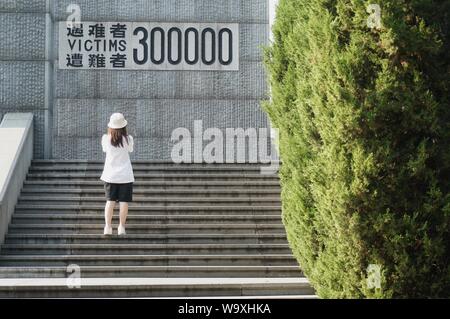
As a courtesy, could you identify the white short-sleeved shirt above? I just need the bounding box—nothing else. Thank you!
[100,134,135,184]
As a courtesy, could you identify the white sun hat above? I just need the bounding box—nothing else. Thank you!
[108,113,128,129]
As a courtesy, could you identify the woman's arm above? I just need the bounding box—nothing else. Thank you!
[128,135,134,153]
[101,134,108,153]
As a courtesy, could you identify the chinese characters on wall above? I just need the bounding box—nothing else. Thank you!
[59,22,239,71]
[65,23,128,68]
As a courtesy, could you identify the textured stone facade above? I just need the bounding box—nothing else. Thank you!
[0,2,48,158]
[0,0,270,160]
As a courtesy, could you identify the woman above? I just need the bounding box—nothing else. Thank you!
[100,113,134,236]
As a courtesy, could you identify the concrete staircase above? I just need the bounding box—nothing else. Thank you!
[0,160,315,298]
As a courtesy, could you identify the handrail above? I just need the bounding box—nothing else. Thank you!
[0,113,34,248]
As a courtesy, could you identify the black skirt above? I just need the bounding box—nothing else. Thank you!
[104,182,133,202]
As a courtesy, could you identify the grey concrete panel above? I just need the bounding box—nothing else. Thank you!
[54,68,176,99]
[241,0,269,24]
[52,0,268,23]
[52,135,272,162]
[53,98,269,138]
[209,62,268,99]
[231,100,270,129]
[0,62,45,108]
[0,13,46,60]
[135,99,270,137]
[52,136,173,160]
[54,62,267,99]
[52,136,106,160]
[239,23,268,61]
[0,0,47,13]
[53,99,138,138]
[0,108,45,158]
[136,99,234,138]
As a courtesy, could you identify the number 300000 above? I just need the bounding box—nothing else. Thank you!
[132,26,234,67]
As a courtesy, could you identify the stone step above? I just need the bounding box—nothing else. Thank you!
[23,180,280,189]
[31,159,281,166]
[21,188,280,198]
[0,277,312,298]
[4,234,287,245]
[26,173,278,181]
[14,208,281,216]
[0,265,302,278]
[1,243,292,255]
[17,197,281,206]
[0,161,313,297]
[29,165,273,173]
[0,254,297,267]
[11,214,282,225]
[7,224,284,235]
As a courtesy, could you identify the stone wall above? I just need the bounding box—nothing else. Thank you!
[1,0,270,160]
[0,0,49,158]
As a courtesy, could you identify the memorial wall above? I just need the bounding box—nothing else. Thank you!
[0,0,271,160]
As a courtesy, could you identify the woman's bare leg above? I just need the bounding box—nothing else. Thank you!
[105,201,115,227]
[119,202,129,226]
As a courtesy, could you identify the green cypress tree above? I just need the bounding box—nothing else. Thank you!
[264,0,450,298]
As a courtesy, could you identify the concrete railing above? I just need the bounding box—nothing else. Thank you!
[0,113,34,249]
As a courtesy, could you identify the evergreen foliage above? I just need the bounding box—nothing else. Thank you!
[264,0,450,298]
